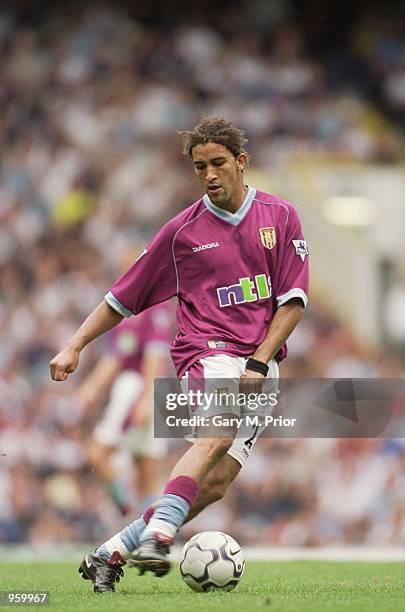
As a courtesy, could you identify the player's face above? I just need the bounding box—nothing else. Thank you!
[192,143,247,210]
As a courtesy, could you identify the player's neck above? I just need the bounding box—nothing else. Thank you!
[219,184,248,214]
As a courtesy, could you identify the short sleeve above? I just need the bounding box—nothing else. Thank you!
[275,206,309,308]
[105,220,178,317]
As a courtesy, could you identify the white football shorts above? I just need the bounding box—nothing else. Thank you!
[180,354,279,467]
[93,370,167,459]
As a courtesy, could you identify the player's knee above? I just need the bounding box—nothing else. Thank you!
[195,436,233,460]
[217,437,234,456]
[212,436,234,455]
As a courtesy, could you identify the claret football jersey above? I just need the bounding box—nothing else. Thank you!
[105,186,309,378]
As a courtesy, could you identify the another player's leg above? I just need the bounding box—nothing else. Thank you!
[135,455,160,511]
[87,438,131,515]
[88,372,144,516]
[80,373,146,592]
[122,421,168,513]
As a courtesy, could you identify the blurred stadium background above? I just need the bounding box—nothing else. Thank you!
[1,0,405,558]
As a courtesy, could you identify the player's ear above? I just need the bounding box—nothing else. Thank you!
[236,153,247,171]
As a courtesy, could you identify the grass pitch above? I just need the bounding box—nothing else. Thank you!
[1,561,404,611]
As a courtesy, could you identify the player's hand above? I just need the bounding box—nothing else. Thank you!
[239,369,265,396]
[49,345,80,381]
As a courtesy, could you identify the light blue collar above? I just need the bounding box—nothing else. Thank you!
[203,186,256,226]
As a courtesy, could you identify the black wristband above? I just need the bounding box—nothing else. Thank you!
[246,357,269,377]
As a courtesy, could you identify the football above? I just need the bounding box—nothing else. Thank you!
[179,531,245,592]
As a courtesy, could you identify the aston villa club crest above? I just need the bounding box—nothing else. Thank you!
[259,227,276,250]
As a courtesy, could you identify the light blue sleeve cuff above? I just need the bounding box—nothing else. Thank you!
[104,291,133,318]
[277,288,308,308]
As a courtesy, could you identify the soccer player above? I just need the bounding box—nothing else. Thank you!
[78,303,172,516]
[50,117,309,593]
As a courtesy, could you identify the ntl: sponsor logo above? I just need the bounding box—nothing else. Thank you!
[217,274,272,307]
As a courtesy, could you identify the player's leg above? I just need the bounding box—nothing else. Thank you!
[183,408,262,522]
[89,371,145,516]
[121,434,246,562]
[168,431,235,481]
[131,429,236,575]
[121,420,168,513]
[87,438,131,515]
[184,452,241,522]
[87,438,115,481]
[130,354,241,574]
[81,424,170,592]
[135,456,160,510]
[84,356,272,586]
[183,356,279,522]
[79,372,148,592]
[85,431,235,587]
[81,420,253,590]
[79,471,147,592]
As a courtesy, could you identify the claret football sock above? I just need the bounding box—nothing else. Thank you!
[143,505,155,523]
[140,476,199,541]
[96,506,155,560]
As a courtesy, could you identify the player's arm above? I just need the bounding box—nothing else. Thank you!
[50,218,178,383]
[77,354,121,412]
[252,298,305,365]
[240,298,304,390]
[50,301,123,381]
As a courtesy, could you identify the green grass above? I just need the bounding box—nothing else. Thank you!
[0,561,404,612]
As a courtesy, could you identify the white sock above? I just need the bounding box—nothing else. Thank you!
[103,533,131,560]
[142,518,177,540]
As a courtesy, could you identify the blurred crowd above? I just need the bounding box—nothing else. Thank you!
[182,438,405,546]
[1,2,405,548]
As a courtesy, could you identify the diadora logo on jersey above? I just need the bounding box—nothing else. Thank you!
[259,227,276,250]
[217,274,272,308]
[292,239,309,261]
[192,242,220,253]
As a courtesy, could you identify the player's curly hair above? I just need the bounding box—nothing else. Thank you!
[178,116,249,159]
